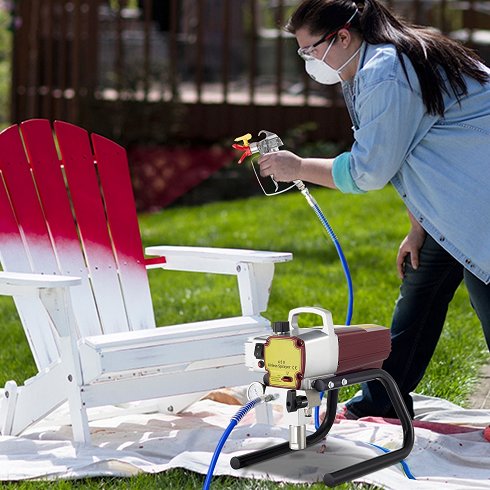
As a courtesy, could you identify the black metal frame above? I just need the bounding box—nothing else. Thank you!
[230,368,415,487]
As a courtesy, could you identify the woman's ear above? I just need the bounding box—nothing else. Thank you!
[337,28,352,48]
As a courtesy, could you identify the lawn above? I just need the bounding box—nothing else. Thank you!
[0,184,488,489]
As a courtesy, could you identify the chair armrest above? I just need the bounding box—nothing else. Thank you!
[145,245,292,274]
[0,272,82,341]
[0,271,81,296]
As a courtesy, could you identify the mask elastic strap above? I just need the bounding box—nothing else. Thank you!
[337,44,362,74]
[320,37,336,62]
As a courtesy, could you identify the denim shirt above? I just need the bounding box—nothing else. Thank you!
[332,42,490,284]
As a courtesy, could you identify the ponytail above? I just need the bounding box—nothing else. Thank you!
[287,0,489,116]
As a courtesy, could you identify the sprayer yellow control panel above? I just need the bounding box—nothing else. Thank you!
[264,336,305,389]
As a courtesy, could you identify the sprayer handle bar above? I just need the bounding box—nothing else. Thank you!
[230,368,414,488]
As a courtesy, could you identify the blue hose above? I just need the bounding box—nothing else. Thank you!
[369,443,416,479]
[203,396,270,490]
[308,197,353,325]
[298,187,354,429]
[314,392,324,429]
[301,188,415,480]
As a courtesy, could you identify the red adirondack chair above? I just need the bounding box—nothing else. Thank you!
[0,119,291,444]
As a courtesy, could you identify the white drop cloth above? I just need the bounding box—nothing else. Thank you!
[0,392,489,489]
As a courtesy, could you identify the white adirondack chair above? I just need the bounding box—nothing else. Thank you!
[0,119,292,444]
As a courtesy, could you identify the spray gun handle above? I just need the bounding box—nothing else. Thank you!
[256,130,284,191]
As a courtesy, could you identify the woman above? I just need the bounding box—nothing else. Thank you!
[259,0,490,418]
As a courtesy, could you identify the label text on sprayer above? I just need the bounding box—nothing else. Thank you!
[264,336,305,389]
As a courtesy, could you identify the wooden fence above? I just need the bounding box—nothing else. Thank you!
[10,0,490,145]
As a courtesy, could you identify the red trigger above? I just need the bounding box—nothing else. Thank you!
[232,144,252,164]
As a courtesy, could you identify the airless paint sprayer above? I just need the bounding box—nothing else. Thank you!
[202,131,415,489]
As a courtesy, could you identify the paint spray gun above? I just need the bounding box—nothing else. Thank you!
[232,130,292,194]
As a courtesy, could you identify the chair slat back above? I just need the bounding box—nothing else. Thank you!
[0,165,59,369]
[91,133,155,330]
[0,125,60,273]
[20,119,102,336]
[54,121,155,334]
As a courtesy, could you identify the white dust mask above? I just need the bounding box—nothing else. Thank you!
[305,37,362,85]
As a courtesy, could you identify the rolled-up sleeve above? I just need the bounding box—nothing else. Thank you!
[349,79,426,191]
[332,152,366,194]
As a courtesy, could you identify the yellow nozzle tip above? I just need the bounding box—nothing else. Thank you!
[234,133,252,146]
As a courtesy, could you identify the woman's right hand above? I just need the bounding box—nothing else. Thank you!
[397,221,426,279]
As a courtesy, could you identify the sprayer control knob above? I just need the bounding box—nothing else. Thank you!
[272,321,290,335]
[254,343,265,359]
[286,390,308,413]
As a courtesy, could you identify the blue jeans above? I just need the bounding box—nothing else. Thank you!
[346,234,490,419]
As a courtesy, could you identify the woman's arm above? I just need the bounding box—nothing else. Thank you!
[259,80,430,193]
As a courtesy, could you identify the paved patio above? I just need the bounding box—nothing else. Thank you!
[469,362,490,410]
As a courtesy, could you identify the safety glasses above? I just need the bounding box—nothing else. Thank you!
[297,31,337,61]
[297,9,358,61]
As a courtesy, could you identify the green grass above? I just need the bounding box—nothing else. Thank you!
[0,185,488,489]
[0,473,381,490]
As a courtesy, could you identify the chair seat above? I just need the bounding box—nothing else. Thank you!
[79,315,270,383]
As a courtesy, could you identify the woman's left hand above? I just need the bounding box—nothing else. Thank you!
[396,226,426,279]
[258,150,303,182]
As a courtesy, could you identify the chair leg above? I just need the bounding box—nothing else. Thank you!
[0,381,18,435]
[254,400,273,425]
[0,362,67,437]
[66,380,91,445]
[58,336,91,445]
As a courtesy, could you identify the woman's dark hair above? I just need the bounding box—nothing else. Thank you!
[286,0,489,116]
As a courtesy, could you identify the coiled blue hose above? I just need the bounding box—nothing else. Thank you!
[203,396,273,490]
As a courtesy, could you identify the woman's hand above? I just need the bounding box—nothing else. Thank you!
[397,221,426,279]
[258,150,303,182]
